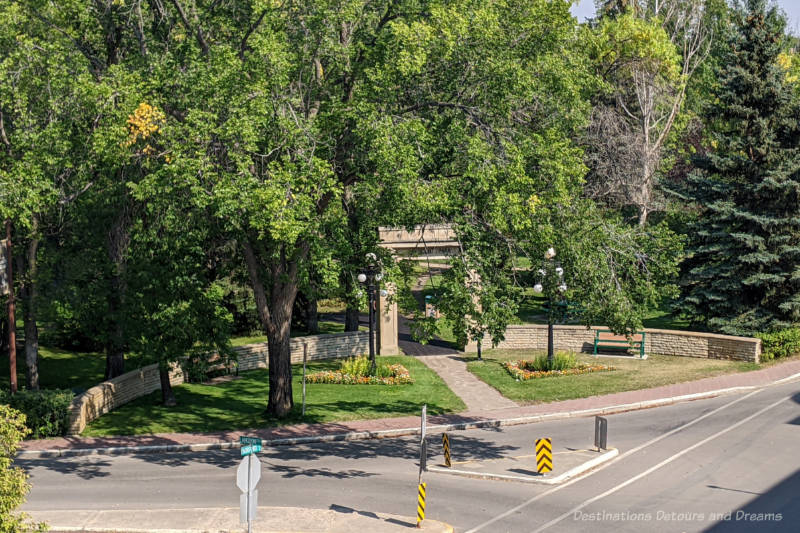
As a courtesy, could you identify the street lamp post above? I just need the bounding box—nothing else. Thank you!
[533,247,567,369]
[358,253,383,375]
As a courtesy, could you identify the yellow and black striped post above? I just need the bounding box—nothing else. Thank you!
[416,482,427,527]
[536,438,553,474]
[442,433,451,467]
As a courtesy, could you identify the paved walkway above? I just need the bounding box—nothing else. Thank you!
[399,330,518,412]
[19,358,800,454]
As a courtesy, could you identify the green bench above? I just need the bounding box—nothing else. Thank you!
[593,329,646,359]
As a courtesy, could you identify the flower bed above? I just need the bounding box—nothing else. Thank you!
[306,364,414,385]
[504,359,614,381]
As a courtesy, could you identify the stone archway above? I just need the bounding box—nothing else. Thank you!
[377,225,460,355]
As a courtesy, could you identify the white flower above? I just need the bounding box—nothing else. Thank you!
[544,247,556,260]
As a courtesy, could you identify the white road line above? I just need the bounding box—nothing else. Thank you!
[464,388,763,533]
[529,393,790,533]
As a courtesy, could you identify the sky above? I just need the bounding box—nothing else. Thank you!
[570,0,800,34]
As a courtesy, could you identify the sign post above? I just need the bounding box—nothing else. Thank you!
[237,436,262,533]
[594,416,608,451]
[302,342,308,417]
[418,404,427,483]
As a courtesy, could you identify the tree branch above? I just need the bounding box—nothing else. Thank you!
[169,0,209,55]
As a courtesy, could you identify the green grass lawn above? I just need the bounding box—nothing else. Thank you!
[466,350,760,405]
[0,345,122,392]
[81,355,466,436]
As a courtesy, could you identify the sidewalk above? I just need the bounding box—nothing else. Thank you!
[31,506,453,533]
[19,358,800,456]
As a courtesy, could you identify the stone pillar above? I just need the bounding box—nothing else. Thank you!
[379,283,400,355]
[463,269,490,353]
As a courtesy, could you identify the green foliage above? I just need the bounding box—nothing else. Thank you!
[0,406,47,532]
[338,354,402,380]
[522,352,578,372]
[339,355,372,377]
[680,0,800,335]
[0,389,73,439]
[756,328,800,361]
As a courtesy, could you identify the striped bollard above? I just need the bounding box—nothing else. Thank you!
[536,438,553,474]
[416,482,427,527]
[442,433,451,467]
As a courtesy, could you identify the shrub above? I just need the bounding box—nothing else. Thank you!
[340,355,372,377]
[0,405,47,532]
[0,389,74,439]
[521,352,578,372]
[307,360,414,385]
[756,328,800,361]
[505,355,614,381]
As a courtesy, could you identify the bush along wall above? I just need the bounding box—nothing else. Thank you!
[756,328,800,361]
[0,389,74,438]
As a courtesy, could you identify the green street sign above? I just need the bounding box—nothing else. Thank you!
[240,436,262,446]
[241,444,262,456]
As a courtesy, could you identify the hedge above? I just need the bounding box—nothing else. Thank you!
[756,328,800,361]
[0,388,74,439]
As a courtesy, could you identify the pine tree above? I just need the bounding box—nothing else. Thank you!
[680,0,800,335]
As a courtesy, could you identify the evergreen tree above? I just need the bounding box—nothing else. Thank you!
[680,0,800,335]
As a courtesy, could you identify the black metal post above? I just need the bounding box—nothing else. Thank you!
[547,316,554,369]
[367,276,376,375]
[477,331,483,361]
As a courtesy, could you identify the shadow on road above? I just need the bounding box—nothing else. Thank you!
[703,467,800,532]
[18,457,113,480]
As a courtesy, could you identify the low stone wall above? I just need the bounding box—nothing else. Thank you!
[67,331,369,436]
[465,325,761,363]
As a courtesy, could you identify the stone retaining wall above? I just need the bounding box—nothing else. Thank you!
[465,325,761,363]
[67,331,369,436]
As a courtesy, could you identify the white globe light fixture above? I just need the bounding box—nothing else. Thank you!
[555,267,564,277]
[357,273,367,283]
[533,283,543,294]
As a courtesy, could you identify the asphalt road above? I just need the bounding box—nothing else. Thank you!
[18,380,800,532]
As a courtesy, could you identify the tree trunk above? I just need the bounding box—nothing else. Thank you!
[306,296,319,335]
[266,313,293,417]
[344,272,360,331]
[21,233,40,390]
[243,239,304,418]
[105,204,130,379]
[159,366,177,406]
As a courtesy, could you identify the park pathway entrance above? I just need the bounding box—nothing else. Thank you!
[398,317,518,413]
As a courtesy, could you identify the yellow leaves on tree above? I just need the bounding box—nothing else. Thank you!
[123,102,165,155]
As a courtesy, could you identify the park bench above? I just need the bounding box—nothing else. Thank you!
[593,329,646,359]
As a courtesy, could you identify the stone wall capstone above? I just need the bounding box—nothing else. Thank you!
[67,331,370,436]
[464,325,760,363]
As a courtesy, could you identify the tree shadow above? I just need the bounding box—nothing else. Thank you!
[17,457,112,480]
[703,468,800,532]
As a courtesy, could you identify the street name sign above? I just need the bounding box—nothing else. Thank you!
[241,444,262,456]
[240,436,262,446]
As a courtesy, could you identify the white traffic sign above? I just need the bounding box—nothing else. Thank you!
[237,453,261,492]
[240,489,258,522]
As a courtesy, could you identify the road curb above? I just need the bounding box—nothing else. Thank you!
[16,382,784,459]
[427,447,619,485]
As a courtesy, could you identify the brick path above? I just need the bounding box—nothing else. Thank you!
[398,329,518,412]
